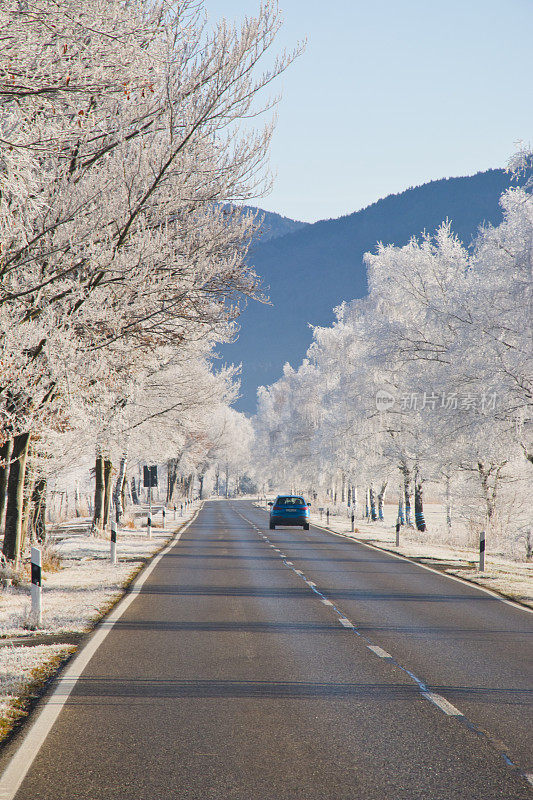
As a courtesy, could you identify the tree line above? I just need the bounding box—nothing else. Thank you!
[0,0,297,565]
[253,151,532,556]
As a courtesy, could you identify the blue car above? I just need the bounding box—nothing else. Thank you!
[268,495,311,530]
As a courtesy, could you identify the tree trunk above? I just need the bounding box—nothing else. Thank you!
[369,486,377,521]
[2,432,31,565]
[0,438,13,532]
[103,458,113,529]
[74,482,81,517]
[131,476,139,505]
[113,456,127,523]
[401,464,412,525]
[93,453,105,531]
[166,458,179,504]
[121,473,127,512]
[397,491,404,524]
[377,481,387,521]
[414,467,426,532]
[476,461,504,534]
[32,478,47,543]
[225,465,229,498]
[445,474,452,534]
[199,474,205,500]
[20,490,32,554]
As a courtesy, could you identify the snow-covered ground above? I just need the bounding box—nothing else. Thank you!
[0,502,200,740]
[255,498,533,609]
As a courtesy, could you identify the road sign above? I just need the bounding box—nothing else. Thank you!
[143,465,158,488]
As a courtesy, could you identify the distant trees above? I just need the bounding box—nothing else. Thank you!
[0,0,299,563]
[253,159,532,555]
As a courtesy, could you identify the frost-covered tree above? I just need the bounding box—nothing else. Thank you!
[0,0,300,562]
[253,154,532,555]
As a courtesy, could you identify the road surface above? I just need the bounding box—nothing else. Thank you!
[1,499,531,799]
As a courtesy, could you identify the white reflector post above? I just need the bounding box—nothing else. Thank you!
[479,530,485,571]
[30,546,42,628]
[110,521,118,565]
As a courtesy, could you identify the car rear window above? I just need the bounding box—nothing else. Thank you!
[276,496,305,506]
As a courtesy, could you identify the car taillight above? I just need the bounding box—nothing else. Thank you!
[273,506,281,511]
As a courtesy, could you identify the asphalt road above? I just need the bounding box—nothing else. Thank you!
[2,499,532,799]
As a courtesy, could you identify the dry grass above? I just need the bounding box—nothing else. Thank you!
[0,646,76,744]
[41,545,62,573]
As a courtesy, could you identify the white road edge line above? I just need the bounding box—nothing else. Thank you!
[0,509,201,800]
[367,645,392,659]
[422,691,463,716]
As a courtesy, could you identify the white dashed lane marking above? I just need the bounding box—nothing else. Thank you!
[367,645,392,659]
[422,692,463,717]
[338,618,354,629]
[235,505,532,788]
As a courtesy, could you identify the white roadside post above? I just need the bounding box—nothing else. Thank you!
[351,512,355,533]
[30,546,42,628]
[395,518,401,547]
[147,481,152,538]
[162,507,166,529]
[479,530,485,571]
[110,521,118,565]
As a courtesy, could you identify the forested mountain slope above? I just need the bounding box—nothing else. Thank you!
[223,168,517,413]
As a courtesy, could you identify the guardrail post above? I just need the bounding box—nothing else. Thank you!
[30,546,42,628]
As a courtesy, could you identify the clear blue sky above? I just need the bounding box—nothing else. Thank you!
[204,0,533,223]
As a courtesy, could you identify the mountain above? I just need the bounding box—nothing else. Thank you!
[244,207,309,242]
[221,168,518,414]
